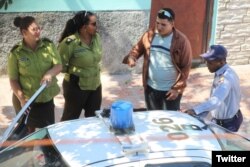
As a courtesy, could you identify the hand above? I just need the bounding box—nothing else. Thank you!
[127,56,136,67]
[19,98,31,114]
[166,89,179,100]
[182,109,196,116]
[20,98,27,107]
[41,73,53,86]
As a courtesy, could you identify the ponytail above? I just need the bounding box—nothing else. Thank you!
[58,19,77,42]
[59,11,94,42]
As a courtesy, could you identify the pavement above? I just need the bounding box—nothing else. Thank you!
[1,64,250,139]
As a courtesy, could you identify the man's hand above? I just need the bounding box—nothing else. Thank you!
[182,109,196,116]
[127,56,136,67]
[166,89,179,100]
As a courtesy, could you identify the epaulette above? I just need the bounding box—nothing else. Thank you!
[66,37,75,45]
[10,44,20,52]
[42,37,53,43]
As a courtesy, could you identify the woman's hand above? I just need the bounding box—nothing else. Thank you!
[41,64,62,85]
[41,73,53,85]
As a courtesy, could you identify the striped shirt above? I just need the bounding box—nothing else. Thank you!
[147,33,177,91]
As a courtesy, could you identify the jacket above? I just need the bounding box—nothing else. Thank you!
[122,28,192,93]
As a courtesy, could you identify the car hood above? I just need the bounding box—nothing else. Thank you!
[48,111,221,166]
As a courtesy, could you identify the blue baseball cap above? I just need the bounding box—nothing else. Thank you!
[201,45,228,61]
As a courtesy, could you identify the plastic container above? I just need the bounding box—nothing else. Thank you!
[110,100,134,130]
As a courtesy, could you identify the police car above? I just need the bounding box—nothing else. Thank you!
[0,110,249,167]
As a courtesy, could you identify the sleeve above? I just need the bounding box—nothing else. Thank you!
[50,42,62,65]
[57,38,74,73]
[96,33,103,56]
[193,77,231,115]
[171,35,192,93]
[7,52,19,80]
[122,32,147,64]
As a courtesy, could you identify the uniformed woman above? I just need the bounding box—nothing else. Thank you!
[8,16,62,133]
[58,11,102,121]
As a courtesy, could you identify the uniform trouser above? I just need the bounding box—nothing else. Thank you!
[12,94,55,128]
[212,109,243,132]
[144,85,182,111]
[61,75,102,121]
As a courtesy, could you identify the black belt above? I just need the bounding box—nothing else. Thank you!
[214,110,241,126]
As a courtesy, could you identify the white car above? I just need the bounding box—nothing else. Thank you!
[0,110,249,167]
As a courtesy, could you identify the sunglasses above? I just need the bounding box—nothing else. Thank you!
[84,11,88,17]
[158,9,172,18]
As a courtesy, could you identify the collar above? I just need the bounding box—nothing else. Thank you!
[20,39,44,51]
[74,32,81,43]
[75,32,96,46]
[215,64,229,76]
[149,27,177,43]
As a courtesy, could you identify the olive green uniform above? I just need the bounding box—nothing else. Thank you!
[58,32,102,120]
[8,38,61,127]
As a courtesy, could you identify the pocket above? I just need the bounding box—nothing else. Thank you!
[18,57,30,67]
[74,48,86,57]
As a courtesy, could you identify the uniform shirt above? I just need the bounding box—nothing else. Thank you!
[8,38,61,103]
[147,32,177,91]
[193,64,241,119]
[58,32,102,90]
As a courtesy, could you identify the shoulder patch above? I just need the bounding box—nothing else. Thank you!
[42,38,53,43]
[218,75,225,83]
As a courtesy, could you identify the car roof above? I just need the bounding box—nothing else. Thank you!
[47,111,221,166]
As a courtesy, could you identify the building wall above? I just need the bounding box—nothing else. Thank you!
[0,11,149,75]
[216,0,250,65]
[1,0,250,75]
[0,0,150,75]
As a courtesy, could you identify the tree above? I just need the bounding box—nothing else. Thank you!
[0,0,13,10]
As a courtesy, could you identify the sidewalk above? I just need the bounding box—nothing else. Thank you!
[1,64,250,138]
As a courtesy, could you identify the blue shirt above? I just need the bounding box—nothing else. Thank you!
[193,64,241,119]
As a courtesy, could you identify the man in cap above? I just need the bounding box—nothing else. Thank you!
[183,44,243,132]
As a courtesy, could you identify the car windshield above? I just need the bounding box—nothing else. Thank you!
[0,128,68,167]
[208,123,250,150]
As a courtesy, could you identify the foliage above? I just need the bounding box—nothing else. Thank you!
[0,0,12,10]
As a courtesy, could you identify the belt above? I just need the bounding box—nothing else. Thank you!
[214,110,241,126]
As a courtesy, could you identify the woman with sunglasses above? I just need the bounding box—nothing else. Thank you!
[58,11,102,121]
[8,16,62,133]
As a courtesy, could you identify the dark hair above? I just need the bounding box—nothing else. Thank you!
[59,11,95,42]
[13,16,35,30]
[157,8,175,21]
